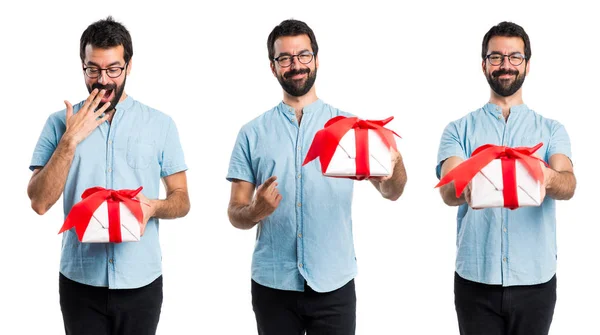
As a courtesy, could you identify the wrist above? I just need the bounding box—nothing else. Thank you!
[149,199,160,218]
[60,133,79,149]
[248,203,262,223]
[545,168,557,190]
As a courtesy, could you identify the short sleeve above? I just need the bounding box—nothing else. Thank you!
[160,117,188,177]
[547,121,572,161]
[436,122,466,179]
[29,114,64,171]
[226,127,255,184]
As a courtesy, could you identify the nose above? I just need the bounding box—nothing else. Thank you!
[499,55,512,69]
[290,55,302,69]
[97,69,109,84]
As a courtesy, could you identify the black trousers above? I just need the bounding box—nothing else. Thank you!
[59,273,163,335]
[252,279,356,335]
[455,272,557,335]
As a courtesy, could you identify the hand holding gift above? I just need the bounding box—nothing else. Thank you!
[435,143,548,209]
[303,116,401,180]
[58,186,146,243]
[134,192,155,236]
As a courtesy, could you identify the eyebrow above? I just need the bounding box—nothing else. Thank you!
[275,49,311,58]
[487,51,524,55]
[85,61,123,67]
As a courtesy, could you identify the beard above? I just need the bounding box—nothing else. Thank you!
[277,67,317,97]
[86,75,126,112]
[486,67,526,97]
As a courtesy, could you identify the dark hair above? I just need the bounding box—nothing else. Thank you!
[481,21,531,60]
[267,19,318,61]
[80,16,133,63]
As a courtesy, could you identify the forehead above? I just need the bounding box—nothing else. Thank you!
[83,44,125,64]
[487,36,525,54]
[273,34,312,55]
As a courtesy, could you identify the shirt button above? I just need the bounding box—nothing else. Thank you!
[107,167,112,173]
[297,174,301,179]
[299,263,303,268]
[503,257,507,262]
[503,227,507,232]
[297,146,301,150]
[108,140,112,145]
[109,259,114,264]
[298,233,302,238]
[297,202,302,207]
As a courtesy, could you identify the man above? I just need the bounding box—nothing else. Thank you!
[227,19,407,334]
[436,21,576,335]
[27,17,190,335]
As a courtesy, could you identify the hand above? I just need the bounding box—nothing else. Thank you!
[250,176,282,223]
[368,148,401,182]
[64,89,112,145]
[463,182,482,210]
[135,192,156,236]
[533,153,550,203]
[539,161,554,203]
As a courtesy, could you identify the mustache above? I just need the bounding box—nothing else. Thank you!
[284,68,310,79]
[92,83,116,91]
[492,69,519,78]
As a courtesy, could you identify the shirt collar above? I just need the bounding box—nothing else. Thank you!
[483,102,529,117]
[278,98,324,115]
[116,95,134,111]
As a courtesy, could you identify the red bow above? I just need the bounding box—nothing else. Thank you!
[435,143,546,209]
[59,187,144,243]
[303,116,400,180]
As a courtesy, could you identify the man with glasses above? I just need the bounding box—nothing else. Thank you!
[27,16,190,334]
[436,21,576,335]
[226,19,407,334]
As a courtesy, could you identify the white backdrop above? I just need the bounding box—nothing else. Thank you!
[1,0,598,334]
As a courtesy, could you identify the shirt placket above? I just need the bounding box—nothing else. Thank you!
[497,106,510,285]
[105,109,120,288]
[287,107,306,281]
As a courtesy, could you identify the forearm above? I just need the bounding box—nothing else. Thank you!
[27,136,77,215]
[227,202,260,230]
[440,182,466,206]
[376,156,407,201]
[150,189,190,220]
[546,169,576,200]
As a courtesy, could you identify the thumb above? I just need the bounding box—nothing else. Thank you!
[64,100,73,120]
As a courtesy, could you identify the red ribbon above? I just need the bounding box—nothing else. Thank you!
[59,187,144,243]
[303,116,400,180]
[435,143,546,209]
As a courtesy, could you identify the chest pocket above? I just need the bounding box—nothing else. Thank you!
[127,137,155,169]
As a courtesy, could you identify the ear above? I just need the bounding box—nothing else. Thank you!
[481,59,486,74]
[270,61,277,77]
[525,59,530,76]
[126,58,133,76]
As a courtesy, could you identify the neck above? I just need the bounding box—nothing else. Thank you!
[489,89,524,119]
[282,87,318,119]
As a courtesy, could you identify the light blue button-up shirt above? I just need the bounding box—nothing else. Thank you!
[436,103,571,286]
[227,99,356,293]
[30,96,187,289]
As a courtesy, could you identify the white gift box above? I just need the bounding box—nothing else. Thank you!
[81,201,141,243]
[324,129,393,177]
[470,159,541,208]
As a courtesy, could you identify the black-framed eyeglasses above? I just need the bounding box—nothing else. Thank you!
[485,53,527,66]
[273,52,314,67]
[83,63,128,78]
